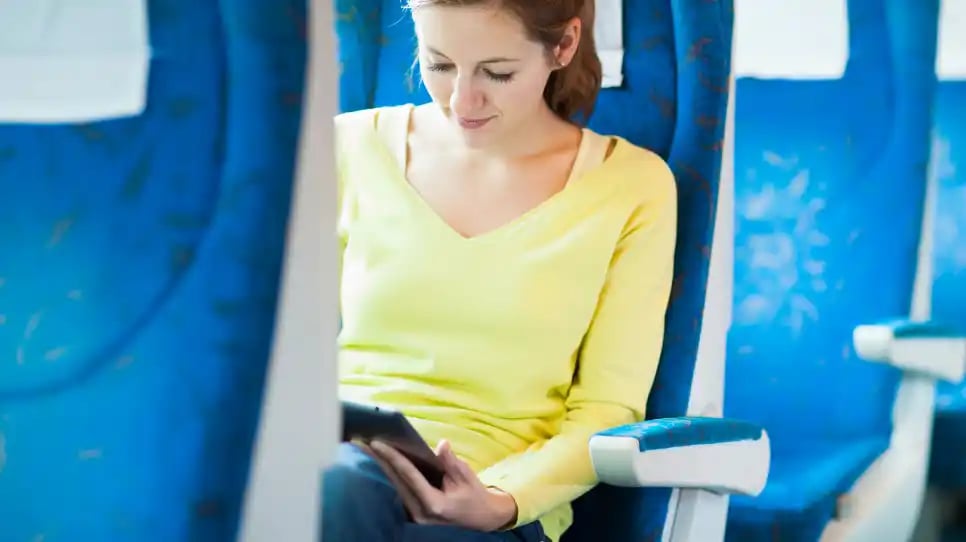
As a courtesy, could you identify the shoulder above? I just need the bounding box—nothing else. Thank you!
[334,107,378,131]
[334,104,412,143]
[602,139,678,245]
[333,105,415,176]
[599,135,677,208]
[333,107,378,147]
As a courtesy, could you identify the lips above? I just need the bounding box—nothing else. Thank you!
[457,116,494,130]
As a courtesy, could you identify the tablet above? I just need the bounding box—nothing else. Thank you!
[340,400,446,489]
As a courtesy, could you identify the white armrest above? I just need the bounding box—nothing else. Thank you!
[589,418,770,496]
[854,320,966,382]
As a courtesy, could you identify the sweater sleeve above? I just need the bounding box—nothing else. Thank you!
[476,157,678,528]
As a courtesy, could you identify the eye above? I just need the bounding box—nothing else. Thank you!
[484,69,514,83]
[425,62,453,73]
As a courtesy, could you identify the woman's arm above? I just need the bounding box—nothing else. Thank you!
[478,161,678,527]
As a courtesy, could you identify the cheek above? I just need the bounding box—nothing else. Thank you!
[421,70,453,103]
[500,74,549,110]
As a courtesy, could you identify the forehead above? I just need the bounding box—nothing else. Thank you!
[411,5,540,59]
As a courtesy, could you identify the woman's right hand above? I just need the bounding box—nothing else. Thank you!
[354,439,518,532]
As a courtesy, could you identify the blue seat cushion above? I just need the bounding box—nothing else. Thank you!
[937,382,966,417]
[726,437,888,541]
[929,382,966,489]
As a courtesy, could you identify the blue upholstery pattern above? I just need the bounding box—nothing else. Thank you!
[724,0,939,539]
[596,417,763,451]
[0,1,307,540]
[335,1,734,541]
[872,318,966,339]
[928,80,966,491]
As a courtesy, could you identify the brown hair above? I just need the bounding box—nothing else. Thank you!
[405,0,603,125]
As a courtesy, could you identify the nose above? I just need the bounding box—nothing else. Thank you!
[449,72,484,117]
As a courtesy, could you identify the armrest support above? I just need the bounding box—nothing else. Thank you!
[853,318,966,382]
[589,417,769,496]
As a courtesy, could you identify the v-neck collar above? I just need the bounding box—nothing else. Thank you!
[374,103,629,245]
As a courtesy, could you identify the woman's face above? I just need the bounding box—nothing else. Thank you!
[411,4,576,148]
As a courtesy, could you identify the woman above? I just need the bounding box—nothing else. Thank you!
[325,0,677,540]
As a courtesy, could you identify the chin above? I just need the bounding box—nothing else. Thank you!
[452,119,501,147]
[457,126,494,144]
[434,105,507,147]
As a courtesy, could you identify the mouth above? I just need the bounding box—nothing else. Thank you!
[456,116,494,130]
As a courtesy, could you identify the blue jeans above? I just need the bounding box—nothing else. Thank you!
[322,443,548,542]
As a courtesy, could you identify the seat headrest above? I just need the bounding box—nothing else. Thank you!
[937,1,966,80]
[734,0,849,79]
[0,0,150,123]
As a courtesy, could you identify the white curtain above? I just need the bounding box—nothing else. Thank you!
[734,0,849,79]
[938,0,966,80]
[594,0,624,88]
[0,0,150,123]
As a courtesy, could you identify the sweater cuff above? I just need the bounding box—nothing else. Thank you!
[480,472,586,529]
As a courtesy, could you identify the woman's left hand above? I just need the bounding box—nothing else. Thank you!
[359,439,518,532]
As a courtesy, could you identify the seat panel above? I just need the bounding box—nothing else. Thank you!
[0,3,224,398]
[725,0,939,538]
[335,1,733,540]
[928,80,966,491]
[0,1,308,540]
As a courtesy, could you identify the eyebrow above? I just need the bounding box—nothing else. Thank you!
[426,46,519,64]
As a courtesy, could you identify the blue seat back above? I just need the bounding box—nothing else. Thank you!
[335,1,733,540]
[0,1,307,540]
[931,82,966,343]
[928,79,966,490]
[725,0,936,455]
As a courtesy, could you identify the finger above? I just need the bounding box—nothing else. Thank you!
[435,440,460,472]
[363,443,429,521]
[354,443,422,513]
[371,440,445,516]
[436,440,474,484]
[371,440,440,495]
[452,456,478,484]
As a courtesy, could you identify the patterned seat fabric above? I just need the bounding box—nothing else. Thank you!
[0,1,308,540]
[335,0,733,540]
[724,0,939,539]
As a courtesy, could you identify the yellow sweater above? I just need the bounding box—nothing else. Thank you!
[335,104,676,541]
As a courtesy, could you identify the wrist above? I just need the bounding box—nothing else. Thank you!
[485,487,518,530]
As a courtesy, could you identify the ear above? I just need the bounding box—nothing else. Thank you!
[552,16,582,68]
